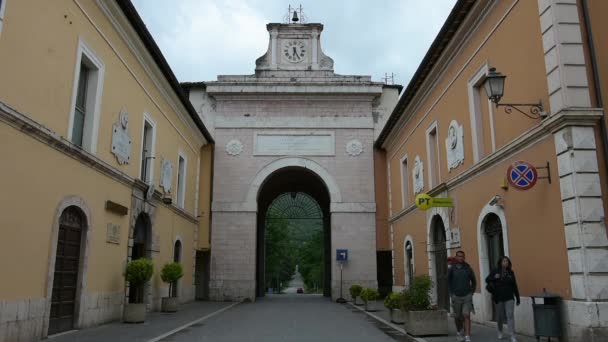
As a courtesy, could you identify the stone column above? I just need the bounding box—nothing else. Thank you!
[538,0,591,115]
[311,30,319,69]
[539,2,608,339]
[270,30,278,70]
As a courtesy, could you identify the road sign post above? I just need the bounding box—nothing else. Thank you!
[336,249,348,303]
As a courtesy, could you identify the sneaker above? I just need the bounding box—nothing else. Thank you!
[497,331,504,339]
[456,330,465,341]
[510,336,517,342]
[464,336,472,342]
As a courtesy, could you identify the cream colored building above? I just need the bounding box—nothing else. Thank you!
[376,0,608,341]
[0,0,213,340]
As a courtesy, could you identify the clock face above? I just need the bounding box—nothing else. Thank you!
[283,40,306,63]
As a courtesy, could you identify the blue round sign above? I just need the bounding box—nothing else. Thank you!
[507,161,538,191]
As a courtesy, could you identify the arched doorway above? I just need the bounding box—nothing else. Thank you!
[483,213,504,321]
[405,239,414,288]
[431,215,449,310]
[129,213,151,303]
[49,206,86,335]
[172,240,182,297]
[256,167,331,297]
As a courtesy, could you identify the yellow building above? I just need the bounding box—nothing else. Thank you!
[375,0,608,340]
[0,0,213,340]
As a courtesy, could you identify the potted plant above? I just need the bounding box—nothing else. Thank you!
[160,262,184,312]
[402,275,448,336]
[360,288,380,312]
[384,292,405,324]
[349,284,364,305]
[123,258,153,323]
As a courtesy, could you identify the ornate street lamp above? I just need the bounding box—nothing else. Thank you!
[483,67,546,119]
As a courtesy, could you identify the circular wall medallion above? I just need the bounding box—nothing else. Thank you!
[119,108,129,129]
[225,139,243,156]
[346,139,363,157]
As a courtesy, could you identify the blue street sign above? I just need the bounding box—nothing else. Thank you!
[336,249,348,262]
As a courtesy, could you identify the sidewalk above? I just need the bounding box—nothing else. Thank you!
[49,301,238,342]
[350,301,537,342]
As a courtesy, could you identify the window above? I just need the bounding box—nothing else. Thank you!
[400,155,409,208]
[140,115,155,183]
[426,123,440,188]
[68,40,104,153]
[176,153,187,208]
[468,64,495,162]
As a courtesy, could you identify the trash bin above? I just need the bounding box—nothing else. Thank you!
[531,288,562,341]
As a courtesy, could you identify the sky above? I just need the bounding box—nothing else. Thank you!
[132,0,457,86]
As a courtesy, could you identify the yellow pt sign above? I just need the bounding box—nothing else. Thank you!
[415,193,433,210]
[415,193,453,210]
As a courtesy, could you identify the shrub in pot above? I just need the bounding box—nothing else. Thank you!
[124,258,154,323]
[402,275,448,336]
[384,292,405,324]
[360,288,380,312]
[160,262,184,312]
[349,284,364,305]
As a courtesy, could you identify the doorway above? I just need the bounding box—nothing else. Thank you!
[256,167,331,297]
[431,215,449,311]
[129,213,151,303]
[49,206,86,335]
[172,240,182,297]
[484,213,504,321]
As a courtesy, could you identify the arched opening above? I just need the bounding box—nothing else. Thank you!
[129,213,151,303]
[49,206,86,335]
[172,240,182,297]
[256,166,331,297]
[483,213,504,321]
[405,239,414,288]
[430,215,449,311]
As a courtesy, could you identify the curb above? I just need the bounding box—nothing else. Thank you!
[347,302,428,342]
[146,301,241,342]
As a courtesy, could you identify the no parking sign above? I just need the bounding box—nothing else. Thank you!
[507,161,538,190]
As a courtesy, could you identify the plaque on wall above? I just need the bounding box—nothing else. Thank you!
[446,120,465,171]
[151,233,161,252]
[413,155,424,194]
[106,223,120,244]
[254,131,335,156]
[111,108,132,165]
[160,158,173,192]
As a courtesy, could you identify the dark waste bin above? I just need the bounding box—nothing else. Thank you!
[531,288,562,341]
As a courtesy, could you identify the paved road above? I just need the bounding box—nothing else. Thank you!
[160,294,409,342]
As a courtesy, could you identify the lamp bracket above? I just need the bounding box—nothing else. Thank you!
[496,100,545,120]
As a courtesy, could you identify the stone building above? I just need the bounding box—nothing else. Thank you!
[0,1,213,340]
[184,22,401,301]
[375,0,608,340]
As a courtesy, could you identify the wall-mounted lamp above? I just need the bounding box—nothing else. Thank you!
[489,195,502,206]
[484,68,547,119]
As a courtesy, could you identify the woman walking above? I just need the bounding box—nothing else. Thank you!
[486,256,520,342]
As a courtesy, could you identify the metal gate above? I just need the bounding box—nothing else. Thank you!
[49,207,83,335]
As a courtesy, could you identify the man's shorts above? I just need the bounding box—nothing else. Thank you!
[451,293,473,319]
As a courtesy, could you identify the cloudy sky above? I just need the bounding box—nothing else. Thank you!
[132,0,456,85]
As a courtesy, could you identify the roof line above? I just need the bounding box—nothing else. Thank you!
[116,0,214,144]
[375,0,475,149]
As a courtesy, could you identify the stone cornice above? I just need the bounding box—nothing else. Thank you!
[0,101,200,224]
[388,109,602,223]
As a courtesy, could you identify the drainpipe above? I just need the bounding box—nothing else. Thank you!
[581,0,608,177]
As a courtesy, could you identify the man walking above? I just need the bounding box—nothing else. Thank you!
[448,250,476,342]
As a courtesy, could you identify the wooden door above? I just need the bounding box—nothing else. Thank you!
[49,207,83,335]
[485,213,504,321]
[433,218,449,311]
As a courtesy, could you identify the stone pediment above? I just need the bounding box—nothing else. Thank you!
[255,23,334,73]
